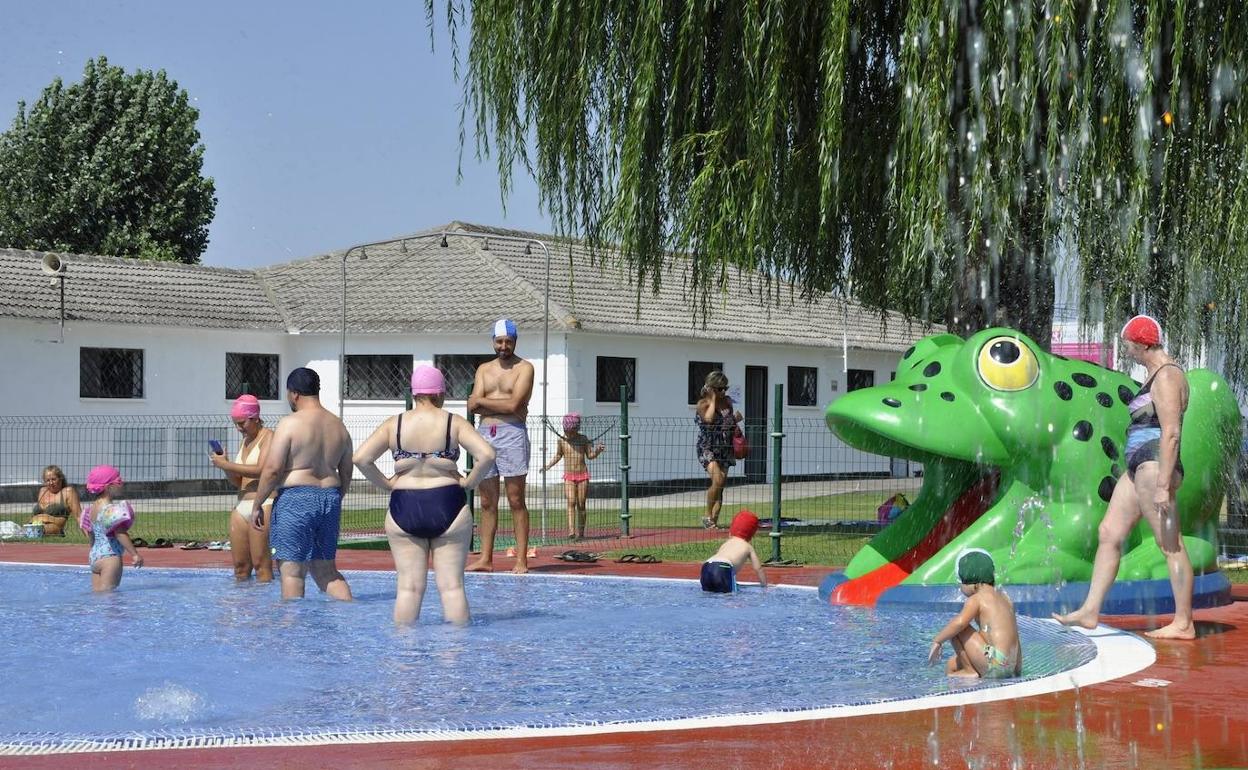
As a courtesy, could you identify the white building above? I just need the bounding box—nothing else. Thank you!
[0,222,929,485]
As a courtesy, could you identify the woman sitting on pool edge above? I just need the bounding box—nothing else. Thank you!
[208,395,275,582]
[353,365,495,625]
[30,465,80,537]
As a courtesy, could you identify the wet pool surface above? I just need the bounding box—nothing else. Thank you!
[0,565,1096,752]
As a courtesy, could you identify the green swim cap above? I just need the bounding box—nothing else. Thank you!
[957,548,995,585]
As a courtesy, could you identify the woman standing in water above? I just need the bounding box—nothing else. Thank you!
[354,365,495,625]
[209,395,275,581]
[1056,315,1195,639]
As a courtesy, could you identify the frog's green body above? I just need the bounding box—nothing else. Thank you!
[824,328,1241,601]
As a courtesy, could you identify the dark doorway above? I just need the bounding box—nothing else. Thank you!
[744,366,768,482]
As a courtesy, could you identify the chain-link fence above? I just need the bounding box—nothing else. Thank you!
[3,413,1246,565]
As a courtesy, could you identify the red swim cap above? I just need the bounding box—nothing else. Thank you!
[729,510,760,541]
[1121,315,1162,347]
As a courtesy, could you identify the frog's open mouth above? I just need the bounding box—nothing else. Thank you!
[829,459,1000,605]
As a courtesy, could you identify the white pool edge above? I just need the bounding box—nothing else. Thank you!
[0,565,1156,756]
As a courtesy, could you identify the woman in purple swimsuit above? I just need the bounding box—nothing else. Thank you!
[1056,315,1194,639]
[354,365,495,625]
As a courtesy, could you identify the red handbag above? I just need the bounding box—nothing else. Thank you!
[732,425,750,459]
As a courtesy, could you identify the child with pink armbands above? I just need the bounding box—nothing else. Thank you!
[543,413,605,541]
[80,465,142,592]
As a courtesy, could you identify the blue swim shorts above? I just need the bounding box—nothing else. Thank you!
[700,560,736,593]
[270,486,342,562]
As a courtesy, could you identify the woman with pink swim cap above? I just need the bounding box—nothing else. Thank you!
[353,365,496,625]
[81,464,143,592]
[1056,314,1195,640]
[207,394,275,582]
[542,413,605,541]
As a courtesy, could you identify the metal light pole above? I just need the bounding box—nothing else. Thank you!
[334,230,554,536]
[338,245,362,418]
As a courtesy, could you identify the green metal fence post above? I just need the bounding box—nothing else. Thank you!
[618,384,632,537]
[770,383,784,563]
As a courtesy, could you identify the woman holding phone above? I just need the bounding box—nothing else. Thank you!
[208,395,275,581]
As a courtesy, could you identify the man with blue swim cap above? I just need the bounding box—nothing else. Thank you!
[466,319,536,573]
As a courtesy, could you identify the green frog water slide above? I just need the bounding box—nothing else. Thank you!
[818,328,1241,615]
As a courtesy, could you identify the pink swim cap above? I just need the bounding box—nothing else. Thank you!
[411,365,445,395]
[1121,315,1162,347]
[230,394,261,420]
[729,510,760,541]
[562,413,581,432]
[86,465,123,495]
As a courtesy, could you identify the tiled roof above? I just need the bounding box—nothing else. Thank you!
[253,229,564,335]
[439,222,933,352]
[0,248,285,330]
[0,225,938,351]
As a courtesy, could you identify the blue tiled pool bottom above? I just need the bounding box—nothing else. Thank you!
[0,566,1096,752]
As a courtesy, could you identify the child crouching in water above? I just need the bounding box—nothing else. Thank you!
[543,413,605,541]
[928,549,1021,678]
[700,510,767,592]
[81,465,142,592]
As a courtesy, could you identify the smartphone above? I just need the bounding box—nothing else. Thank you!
[208,439,224,455]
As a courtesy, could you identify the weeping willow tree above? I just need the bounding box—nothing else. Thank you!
[437,0,1248,386]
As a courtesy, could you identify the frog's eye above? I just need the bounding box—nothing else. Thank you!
[976,336,1039,391]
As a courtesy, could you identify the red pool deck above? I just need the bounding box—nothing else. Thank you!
[3,543,1247,770]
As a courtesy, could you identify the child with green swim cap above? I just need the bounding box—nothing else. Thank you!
[927,549,1022,679]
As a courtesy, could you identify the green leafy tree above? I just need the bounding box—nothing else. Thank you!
[0,56,216,263]
[440,1,1248,386]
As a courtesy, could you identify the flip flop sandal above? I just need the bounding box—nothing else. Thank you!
[180,541,208,551]
[151,538,174,549]
[614,554,641,563]
[555,550,599,563]
[637,554,662,564]
[131,537,149,548]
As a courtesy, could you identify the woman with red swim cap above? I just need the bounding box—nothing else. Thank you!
[1056,314,1195,639]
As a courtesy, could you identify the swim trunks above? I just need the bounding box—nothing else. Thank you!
[270,486,342,562]
[700,560,736,593]
[482,421,530,479]
[981,644,1019,679]
[563,470,591,483]
[389,484,467,539]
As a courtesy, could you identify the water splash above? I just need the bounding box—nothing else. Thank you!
[134,682,205,723]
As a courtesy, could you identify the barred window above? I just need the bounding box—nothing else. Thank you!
[687,361,724,404]
[226,353,280,400]
[80,347,144,399]
[847,368,875,392]
[596,356,636,402]
[787,366,819,406]
[434,354,495,400]
[344,355,412,400]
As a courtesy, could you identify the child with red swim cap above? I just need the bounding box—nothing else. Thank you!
[699,510,768,593]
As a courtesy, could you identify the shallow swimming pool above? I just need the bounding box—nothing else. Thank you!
[1,565,1101,754]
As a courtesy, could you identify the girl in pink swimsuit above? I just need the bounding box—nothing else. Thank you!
[544,413,605,541]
